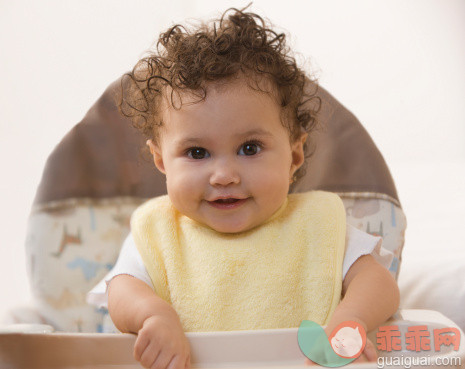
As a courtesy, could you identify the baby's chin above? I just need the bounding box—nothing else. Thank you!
[201,212,267,234]
[174,199,272,234]
[204,219,258,234]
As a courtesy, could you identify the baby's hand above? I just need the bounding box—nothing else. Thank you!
[350,337,378,363]
[134,315,191,369]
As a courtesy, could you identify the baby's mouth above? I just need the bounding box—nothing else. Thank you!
[207,197,248,209]
[214,198,240,204]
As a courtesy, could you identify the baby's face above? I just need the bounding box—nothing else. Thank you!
[149,79,306,233]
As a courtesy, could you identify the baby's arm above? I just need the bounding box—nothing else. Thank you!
[327,254,400,361]
[108,274,190,369]
[330,254,399,332]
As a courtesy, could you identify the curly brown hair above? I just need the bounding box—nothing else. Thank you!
[119,6,320,181]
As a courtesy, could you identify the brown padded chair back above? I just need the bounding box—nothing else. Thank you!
[33,78,400,209]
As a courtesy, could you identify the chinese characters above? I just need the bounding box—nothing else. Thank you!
[376,325,460,352]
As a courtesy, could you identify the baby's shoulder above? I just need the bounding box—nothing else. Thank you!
[286,191,345,222]
[131,195,174,225]
[288,190,342,206]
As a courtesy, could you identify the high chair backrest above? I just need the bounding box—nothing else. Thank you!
[24,78,406,332]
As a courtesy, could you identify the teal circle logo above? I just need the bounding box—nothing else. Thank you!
[298,320,367,367]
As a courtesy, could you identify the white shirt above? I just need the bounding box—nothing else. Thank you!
[87,224,392,308]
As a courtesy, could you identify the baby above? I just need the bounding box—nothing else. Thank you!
[88,7,399,369]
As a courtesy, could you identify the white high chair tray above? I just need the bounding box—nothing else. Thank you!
[0,310,463,369]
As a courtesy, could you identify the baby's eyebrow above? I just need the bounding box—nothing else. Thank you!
[175,137,204,147]
[236,128,273,139]
[174,129,273,148]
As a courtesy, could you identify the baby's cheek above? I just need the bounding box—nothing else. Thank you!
[252,170,289,202]
[167,170,202,207]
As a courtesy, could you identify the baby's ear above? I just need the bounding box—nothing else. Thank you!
[146,139,166,174]
[290,133,308,173]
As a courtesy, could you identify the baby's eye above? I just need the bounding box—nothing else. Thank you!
[238,142,262,156]
[187,147,210,159]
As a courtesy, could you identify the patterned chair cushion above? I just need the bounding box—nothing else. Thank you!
[24,199,141,332]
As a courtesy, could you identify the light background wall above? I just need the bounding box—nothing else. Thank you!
[1,0,464,319]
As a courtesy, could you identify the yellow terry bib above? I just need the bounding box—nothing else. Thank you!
[131,191,346,332]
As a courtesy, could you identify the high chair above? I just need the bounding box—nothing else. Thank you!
[1,78,463,368]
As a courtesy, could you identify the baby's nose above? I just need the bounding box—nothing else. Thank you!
[209,160,240,186]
